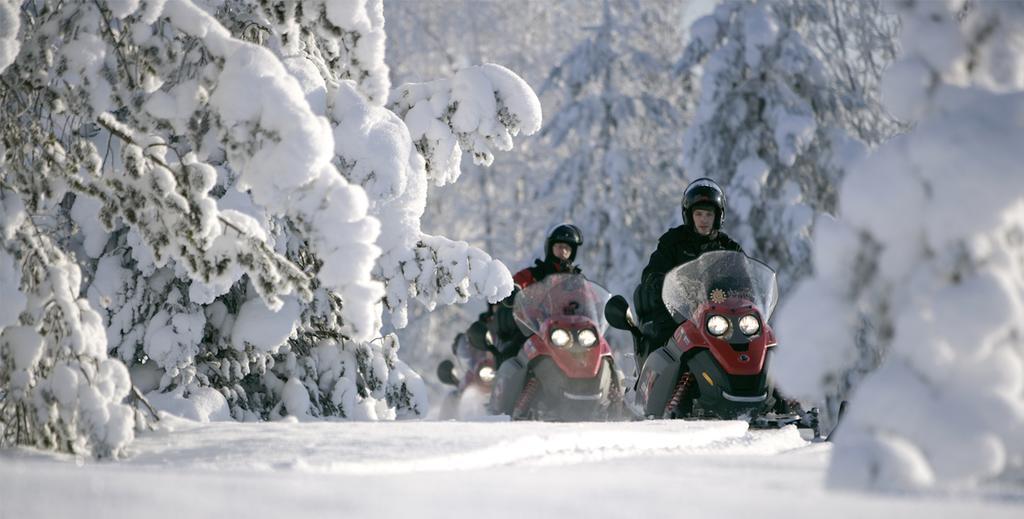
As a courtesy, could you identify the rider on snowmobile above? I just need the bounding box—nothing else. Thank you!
[512,223,584,287]
[634,178,743,361]
[492,223,585,366]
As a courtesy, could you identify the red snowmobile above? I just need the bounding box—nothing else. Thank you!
[606,251,817,433]
[487,274,623,420]
[437,331,497,419]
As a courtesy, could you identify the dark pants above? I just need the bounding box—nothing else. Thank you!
[635,317,676,368]
[632,284,677,363]
[494,334,527,368]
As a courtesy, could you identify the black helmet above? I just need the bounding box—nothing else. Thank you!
[681,178,726,230]
[546,223,583,262]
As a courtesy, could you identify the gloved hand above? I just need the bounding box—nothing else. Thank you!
[640,321,660,339]
[451,332,466,355]
[495,304,521,340]
[500,288,519,308]
[636,274,665,319]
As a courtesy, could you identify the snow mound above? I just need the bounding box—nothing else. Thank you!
[231,297,300,353]
[147,387,233,423]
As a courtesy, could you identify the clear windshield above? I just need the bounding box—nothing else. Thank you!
[661,251,778,323]
[513,274,612,335]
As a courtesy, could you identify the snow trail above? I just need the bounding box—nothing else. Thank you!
[102,416,808,475]
[302,421,805,474]
[2,418,1021,519]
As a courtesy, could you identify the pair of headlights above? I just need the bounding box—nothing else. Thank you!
[549,328,598,348]
[706,314,760,337]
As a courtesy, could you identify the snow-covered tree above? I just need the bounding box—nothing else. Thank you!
[796,0,902,145]
[1,0,539,450]
[539,0,688,295]
[679,0,896,291]
[385,63,540,323]
[380,1,692,387]
[775,0,1024,490]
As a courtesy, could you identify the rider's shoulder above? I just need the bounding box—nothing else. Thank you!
[513,266,537,288]
[657,225,690,244]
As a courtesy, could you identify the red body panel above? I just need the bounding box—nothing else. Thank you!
[524,316,611,379]
[673,298,776,376]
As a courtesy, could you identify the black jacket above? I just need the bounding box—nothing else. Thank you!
[636,225,743,326]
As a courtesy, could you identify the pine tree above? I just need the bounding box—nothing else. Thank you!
[775,0,1024,490]
[678,0,896,292]
[383,1,691,379]
[540,0,688,295]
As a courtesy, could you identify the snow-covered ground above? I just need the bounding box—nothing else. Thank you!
[2,416,1021,518]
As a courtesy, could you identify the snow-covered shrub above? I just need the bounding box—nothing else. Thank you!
[0,197,133,458]
[275,333,426,420]
[679,0,896,291]
[775,0,1024,490]
[1,0,537,448]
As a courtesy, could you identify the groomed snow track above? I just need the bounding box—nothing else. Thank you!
[2,417,1021,519]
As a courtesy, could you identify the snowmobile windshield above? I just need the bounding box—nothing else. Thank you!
[512,274,612,336]
[661,251,778,323]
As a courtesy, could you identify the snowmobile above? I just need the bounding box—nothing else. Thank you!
[485,274,624,421]
[605,251,818,434]
[437,331,497,419]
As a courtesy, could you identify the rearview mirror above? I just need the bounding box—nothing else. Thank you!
[605,295,637,332]
[437,359,458,386]
[467,321,492,351]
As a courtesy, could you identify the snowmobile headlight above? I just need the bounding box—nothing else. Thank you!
[738,314,760,335]
[578,329,598,348]
[706,315,730,336]
[478,366,496,382]
[550,328,572,348]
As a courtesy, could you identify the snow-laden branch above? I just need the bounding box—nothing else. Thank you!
[85,114,314,306]
[389,63,542,186]
[0,192,134,458]
[331,81,514,328]
[155,0,384,340]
